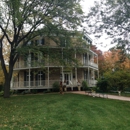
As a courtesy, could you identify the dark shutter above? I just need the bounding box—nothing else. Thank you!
[31,71,34,81]
[41,71,45,86]
[24,71,26,86]
[41,38,45,45]
[35,71,38,86]
[34,53,38,61]
[31,71,34,86]
[24,71,26,81]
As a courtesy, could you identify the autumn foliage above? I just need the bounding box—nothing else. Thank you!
[92,45,130,92]
[103,50,130,71]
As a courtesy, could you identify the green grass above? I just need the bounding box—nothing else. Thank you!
[0,93,130,130]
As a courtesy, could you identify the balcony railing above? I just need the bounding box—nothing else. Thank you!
[14,60,98,69]
[89,80,97,87]
[12,80,59,89]
[14,60,48,69]
[83,61,98,68]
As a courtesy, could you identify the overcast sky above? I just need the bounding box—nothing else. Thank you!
[80,0,114,52]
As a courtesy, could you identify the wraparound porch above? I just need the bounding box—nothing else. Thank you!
[11,79,97,90]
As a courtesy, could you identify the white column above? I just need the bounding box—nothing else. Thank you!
[97,55,99,79]
[62,67,64,82]
[28,50,31,91]
[48,67,49,88]
[75,48,76,59]
[62,48,64,82]
[87,67,89,86]
[29,68,30,91]
[75,68,77,84]
[87,52,89,65]
[87,51,90,86]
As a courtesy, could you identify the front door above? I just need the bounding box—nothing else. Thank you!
[64,73,71,85]
[35,71,45,86]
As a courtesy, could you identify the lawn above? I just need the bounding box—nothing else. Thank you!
[0,93,130,130]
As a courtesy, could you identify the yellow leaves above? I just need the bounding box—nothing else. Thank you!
[0,66,4,84]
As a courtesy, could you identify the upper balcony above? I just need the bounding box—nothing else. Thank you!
[83,61,98,69]
[14,59,98,70]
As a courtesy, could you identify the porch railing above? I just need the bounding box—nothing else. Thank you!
[83,61,98,68]
[89,80,97,87]
[11,80,97,89]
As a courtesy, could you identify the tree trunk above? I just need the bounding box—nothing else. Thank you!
[4,77,11,98]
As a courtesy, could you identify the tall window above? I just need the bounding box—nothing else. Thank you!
[35,38,45,46]
[35,71,45,86]
[83,53,87,65]
[24,71,32,86]
[27,54,31,67]
[60,38,66,47]
[84,70,88,81]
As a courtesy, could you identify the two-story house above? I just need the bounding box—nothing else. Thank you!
[11,34,98,91]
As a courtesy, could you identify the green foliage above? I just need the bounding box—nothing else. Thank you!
[0,84,3,91]
[104,70,130,91]
[96,78,108,93]
[31,89,38,94]
[0,91,4,96]
[82,80,88,91]
[10,90,14,95]
[52,81,60,92]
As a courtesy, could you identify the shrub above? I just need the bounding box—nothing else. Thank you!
[10,90,14,95]
[96,78,108,93]
[82,80,88,91]
[0,91,4,96]
[0,84,3,91]
[52,81,60,92]
[31,89,38,94]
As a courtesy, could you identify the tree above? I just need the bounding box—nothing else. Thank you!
[86,0,130,52]
[0,65,4,85]
[0,0,84,98]
[103,49,130,71]
[104,70,130,91]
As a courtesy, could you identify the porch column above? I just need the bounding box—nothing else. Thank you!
[92,69,95,87]
[75,67,77,84]
[97,55,99,79]
[96,54,98,64]
[75,48,76,59]
[29,68,30,91]
[87,51,90,86]
[62,47,64,82]
[62,67,64,82]
[48,67,49,88]
[87,67,90,87]
[28,50,31,91]
[87,52,89,66]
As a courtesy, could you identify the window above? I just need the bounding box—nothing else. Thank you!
[83,53,87,65]
[27,41,31,45]
[35,38,45,46]
[84,70,88,81]
[24,71,33,86]
[60,38,66,47]
[35,71,45,86]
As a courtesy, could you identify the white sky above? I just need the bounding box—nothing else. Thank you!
[81,0,115,52]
